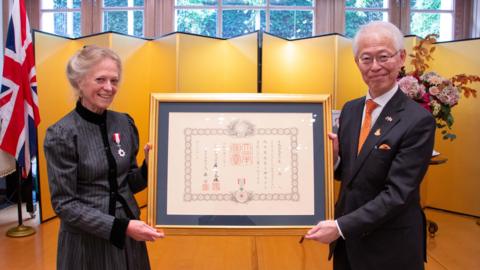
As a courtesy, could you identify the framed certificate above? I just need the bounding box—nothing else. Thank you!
[147,93,334,234]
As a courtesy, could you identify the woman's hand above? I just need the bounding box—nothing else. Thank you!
[126,220,164,241]
[144,143,152,165]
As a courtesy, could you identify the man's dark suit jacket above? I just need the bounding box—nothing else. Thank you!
[332,89,435,270]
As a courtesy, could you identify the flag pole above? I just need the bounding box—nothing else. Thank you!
[6,162,35,237]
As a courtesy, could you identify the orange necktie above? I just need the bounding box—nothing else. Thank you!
[358,99,378,154]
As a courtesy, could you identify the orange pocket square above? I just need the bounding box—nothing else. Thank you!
[378,144,391,150]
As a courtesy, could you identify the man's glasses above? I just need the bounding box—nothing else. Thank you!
[357,50,401,65]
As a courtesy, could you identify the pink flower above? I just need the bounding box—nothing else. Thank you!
[437,85,460,106]
[421,72,444,86]
[398,76,426,99]
[429,86,440,96]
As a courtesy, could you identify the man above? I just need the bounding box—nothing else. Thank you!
[304,21,435,270]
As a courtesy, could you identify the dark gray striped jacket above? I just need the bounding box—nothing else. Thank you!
[44,102,150,270]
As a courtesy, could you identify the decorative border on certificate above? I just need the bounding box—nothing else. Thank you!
[147,93,334,229]
[167,112,314,216]
[182,123,300,204]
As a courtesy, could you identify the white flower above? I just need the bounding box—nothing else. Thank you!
[429,100,441,116]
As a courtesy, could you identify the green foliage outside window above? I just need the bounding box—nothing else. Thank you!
[176,0,313,39]
[222,10,266,38]
[344,0,450,40]
[52,0,81,8]
[410,0,447,39]
[270,10,313,39]
[176,9,217,37]
[344,0,386,38]
[176,0,217,5]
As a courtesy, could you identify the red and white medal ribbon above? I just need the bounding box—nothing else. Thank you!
[113,133,126,157]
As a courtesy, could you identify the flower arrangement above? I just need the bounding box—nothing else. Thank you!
[398,34,480,140]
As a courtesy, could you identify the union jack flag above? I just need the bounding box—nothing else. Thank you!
[0,0,40,178]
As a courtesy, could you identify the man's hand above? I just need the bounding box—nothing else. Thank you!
[304,220,340,244]
[126,220,164,241]
[144,143,152,166]
[328,133,339,164]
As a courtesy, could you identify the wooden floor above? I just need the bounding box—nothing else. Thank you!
[1,206,478,270]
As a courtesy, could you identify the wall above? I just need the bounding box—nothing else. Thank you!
[422,39,480,216]
[35,33,81,220]
[36,31,480,220]
[262,34,336,95]
[34,31,480,270]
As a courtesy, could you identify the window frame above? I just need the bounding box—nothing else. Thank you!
[20,0,475,40]
[35,0,154,38]
[173,0,316,38]
[340,0,471,41]
[99,0,148,36]
[39,0,82,38]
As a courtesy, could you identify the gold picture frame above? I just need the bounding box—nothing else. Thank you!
[147,93,334,235]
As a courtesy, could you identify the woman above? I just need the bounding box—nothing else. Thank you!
[44,46,163,270]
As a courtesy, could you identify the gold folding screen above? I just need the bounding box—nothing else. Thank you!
[35,30,480,224]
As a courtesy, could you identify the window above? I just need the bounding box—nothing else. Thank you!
[409,0,454,41]
[102,0,145,37]
[344,0,457,41]
[344,0,389,38]
[174,0,315,39]
[40,0,82,38]
[39,0,149,38]
[33,1,473,41]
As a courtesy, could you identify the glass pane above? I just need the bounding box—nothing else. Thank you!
[42,0,81,9]
[176,9,217,37]
[73,12,81,37]
[40,11,81,38]
[410,12,452,41]
[223,0,265,5]
[103,11,128,34]
[103,10,144,36]
[344,10,388,38]
[222,10,265,38]
[176,0,217,6]
[410,0,453,10]
[133,10,144,36]
[104,0,144,7]
[345,0,388,8]
[270,0,314,7]
[270,10,313,39]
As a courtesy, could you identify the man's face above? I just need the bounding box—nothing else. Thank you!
[355,33,406,98]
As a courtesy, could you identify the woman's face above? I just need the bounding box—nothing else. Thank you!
[78,58,120,114]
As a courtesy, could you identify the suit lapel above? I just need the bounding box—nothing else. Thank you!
[349,98,365,159]
[346,89,407,187]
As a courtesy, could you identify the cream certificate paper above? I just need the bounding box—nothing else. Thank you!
[167,112,315,215]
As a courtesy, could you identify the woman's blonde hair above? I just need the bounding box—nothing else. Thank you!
[66,45,122,93]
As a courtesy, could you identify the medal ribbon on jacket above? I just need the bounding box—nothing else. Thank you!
[113,133,126,157]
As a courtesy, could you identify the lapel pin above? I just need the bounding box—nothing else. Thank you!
[385,116,393,122]
[374,129,381,136]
